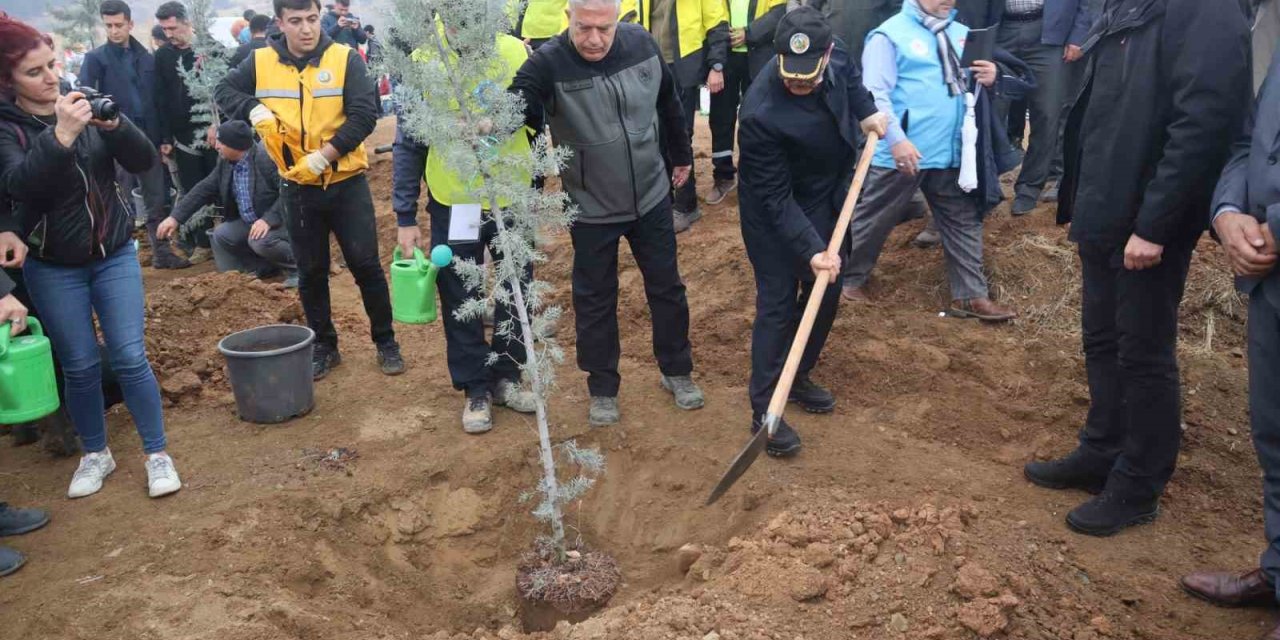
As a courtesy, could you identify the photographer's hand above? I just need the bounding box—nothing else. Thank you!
[54,92,92,149]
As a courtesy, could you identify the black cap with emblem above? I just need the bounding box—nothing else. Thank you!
[775,6,833,81]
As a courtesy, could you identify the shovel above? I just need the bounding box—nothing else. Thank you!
[706,131,880,506]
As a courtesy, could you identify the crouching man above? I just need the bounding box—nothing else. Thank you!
[158,121,298,287]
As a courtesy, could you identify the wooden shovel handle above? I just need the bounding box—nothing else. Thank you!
[764,132,880,430]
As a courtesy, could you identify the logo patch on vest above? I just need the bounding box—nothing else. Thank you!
[639,65,652,83]
[562,78,594,92]
[789,33,810,54]
[909,39,929,57]
[317,70,333,83]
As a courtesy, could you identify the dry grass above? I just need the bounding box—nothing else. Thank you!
[989,233,1082,337]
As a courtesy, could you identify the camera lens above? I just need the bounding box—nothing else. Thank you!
[92,98,119,122]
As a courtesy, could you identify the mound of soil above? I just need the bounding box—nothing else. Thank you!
[145,270,304,404]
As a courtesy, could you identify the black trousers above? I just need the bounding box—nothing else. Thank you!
[281,174,395,349]
[749,270,841,417]
[1076,236,1197,500]
[569,200,693,397]
[660,85,700,214]
[709,52,751,183]
[426,199,527,396]
[1249,288,1280,597]
[174,146,218,249]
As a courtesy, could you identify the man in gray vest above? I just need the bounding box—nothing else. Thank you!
[512,0,704,428]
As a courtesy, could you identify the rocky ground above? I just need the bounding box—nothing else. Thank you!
[0,118,1270,640]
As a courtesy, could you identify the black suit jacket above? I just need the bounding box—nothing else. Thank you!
[171,143,283,228]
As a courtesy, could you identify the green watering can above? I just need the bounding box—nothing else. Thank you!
[391,245,454,324]
[0,318,60,424]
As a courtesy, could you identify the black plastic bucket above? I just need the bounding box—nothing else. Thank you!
[218,325,315,424]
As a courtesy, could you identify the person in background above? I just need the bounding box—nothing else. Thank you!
[322,0,368,48]
[239,9,258,44]
[512,0,705,427]
[0,16,182,500]
[622,0,729,233]
[1042,0,1098,203]
[704,0,785,206]
[217,0,403,380]
[392,24,539,435]
[789,0,902,61]
[1027,0,1251,537]
[1179,43,1280,639]
[154,0,217,265]
[230,13,273,67]
[840,0,1017,323]
[158,122,298,286]
[362,24,383,63]
[78,0,190,270]
[150,23,168,50]
[994,0,1092,216]
[515,0,568,49]
[737,7,886,457]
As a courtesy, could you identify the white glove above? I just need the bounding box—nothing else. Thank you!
[249,104,275,127]
[302,151,330,177]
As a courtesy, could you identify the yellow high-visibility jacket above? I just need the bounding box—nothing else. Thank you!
[516,0,569,40]
[621,0,729,87]
[252,43,368,186]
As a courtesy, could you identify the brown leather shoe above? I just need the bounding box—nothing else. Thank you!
[948,298,1017,323]
[1181,568,1276,608]
[841,285,871,303]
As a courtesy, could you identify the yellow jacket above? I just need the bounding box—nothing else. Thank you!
[516,0,569,40]
[414,32,534,209]
[252,43,368,186]
[622,0,729,87]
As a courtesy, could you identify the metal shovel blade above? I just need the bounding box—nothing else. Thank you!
[705,422,770,506]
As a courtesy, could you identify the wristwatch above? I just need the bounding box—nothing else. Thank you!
[712,63,724,72]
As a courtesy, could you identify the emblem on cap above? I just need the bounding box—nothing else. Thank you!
[789,33,810,55]
[317,70,333,83]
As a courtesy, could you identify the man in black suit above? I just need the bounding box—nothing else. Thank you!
[1181,46,1280,637]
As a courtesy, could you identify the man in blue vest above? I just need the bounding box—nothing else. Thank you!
[841,0,1016,322]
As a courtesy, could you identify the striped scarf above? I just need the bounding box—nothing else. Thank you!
[913,0,966,97]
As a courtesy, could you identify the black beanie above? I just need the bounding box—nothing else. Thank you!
[216,121,254,152]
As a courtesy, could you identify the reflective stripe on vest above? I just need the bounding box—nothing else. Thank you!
[252,43,369,187]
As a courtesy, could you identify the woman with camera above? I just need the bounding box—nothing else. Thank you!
[0,16,181,499]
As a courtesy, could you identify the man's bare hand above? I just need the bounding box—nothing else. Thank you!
[707,69,724,94]
[1214,210,1278,277]
[0,232,28,268]
[157,216,179,240]
[1064,44,1083,63]
[397,225,421,259]
[860,112,889,138]
[0,294,28,336]
[970,60,998,87]
[810,251,841,280]
[1123,233,1164,271]
[891,139,922,176]
[249,219,271,241]
[672,165,691,188]
[730,27,746,48]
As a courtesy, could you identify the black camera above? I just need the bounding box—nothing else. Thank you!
[77,87,119,122]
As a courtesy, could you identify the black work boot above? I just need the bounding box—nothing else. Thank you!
[1024,449,1111,495]
[752,416,802,458]
[788,377,836,414]
[1066,490,1160,537]
[376,341,405,376]
[147,221,191,270]
[312,343,342,380]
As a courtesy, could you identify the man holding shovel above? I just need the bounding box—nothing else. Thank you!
[737,6,886,456]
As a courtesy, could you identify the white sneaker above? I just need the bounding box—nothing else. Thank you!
[67,449,116,499]
[145,453,182,498]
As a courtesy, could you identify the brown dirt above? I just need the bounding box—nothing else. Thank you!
[0,117,1270,640]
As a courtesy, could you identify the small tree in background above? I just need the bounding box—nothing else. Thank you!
[48,0,100,49]
[380,0,615,595]
[177,0,231,149]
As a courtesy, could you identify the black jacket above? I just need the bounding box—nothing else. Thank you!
[171,143,283,228]
[1058,0,1252,246]
[229,36,270,68]
[216,33,378,161]
[154,43,200,147]
[973,48,1037,215]
[76,37,162,145]
[737,45,878,278]
[743,1,786,81]
[0,101,156,265]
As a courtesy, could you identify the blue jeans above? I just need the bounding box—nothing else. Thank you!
[23,245,167,454]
